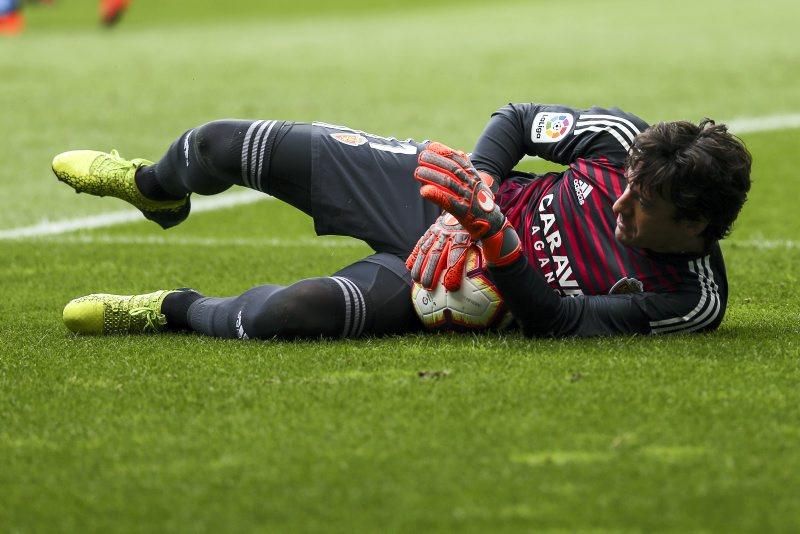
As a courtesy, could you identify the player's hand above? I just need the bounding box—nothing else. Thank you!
[414,142,522,266]
[406,212,473,291]
[415,142,504,239]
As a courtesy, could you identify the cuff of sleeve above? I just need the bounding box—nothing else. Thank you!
[481,221,522,267]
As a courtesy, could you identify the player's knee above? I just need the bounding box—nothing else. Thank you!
[245,278,345,339]
[189,120,251,191]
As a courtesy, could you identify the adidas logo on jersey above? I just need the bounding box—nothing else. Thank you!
[573,179,594,205]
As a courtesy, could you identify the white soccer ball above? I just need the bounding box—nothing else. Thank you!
[412,246,514,331]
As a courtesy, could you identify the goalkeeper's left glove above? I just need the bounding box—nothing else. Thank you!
[414,142,521,267]
[406,212,472,291]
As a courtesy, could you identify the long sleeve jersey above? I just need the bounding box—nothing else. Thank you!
[470,103,727,337]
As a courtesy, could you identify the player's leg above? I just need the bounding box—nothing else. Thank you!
[52,120,312,229]
[168,121,439,256]
[62,253,421,338]
[182,253,419,339]
[52,119,437,253]
[62,283,346,338]
[136,120,313,213]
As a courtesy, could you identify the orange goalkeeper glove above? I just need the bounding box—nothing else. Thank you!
[406,212,473,291]
[414,142,521,267]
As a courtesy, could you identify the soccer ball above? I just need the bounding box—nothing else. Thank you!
[412,246,514,331]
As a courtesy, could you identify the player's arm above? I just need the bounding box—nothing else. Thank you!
[469,103,649,181]
[488,257,644,336]
[487,256,646,336]
[490,257,725,337]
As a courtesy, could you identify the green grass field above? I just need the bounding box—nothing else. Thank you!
[2,0,800,531]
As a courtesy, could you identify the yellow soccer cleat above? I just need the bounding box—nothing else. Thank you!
[63,290,178,335]
[52,150,190,229]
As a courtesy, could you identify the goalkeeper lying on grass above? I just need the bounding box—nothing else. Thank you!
[53,103,751,338]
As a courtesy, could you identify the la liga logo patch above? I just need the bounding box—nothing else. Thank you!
[531,112,574,143]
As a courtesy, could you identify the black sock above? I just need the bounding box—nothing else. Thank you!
[184,280,347,340]
[135,166,186,201]
[162,289,203,331]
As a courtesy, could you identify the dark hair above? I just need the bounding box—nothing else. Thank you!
[626,119,752,242]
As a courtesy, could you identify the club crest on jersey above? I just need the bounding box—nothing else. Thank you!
[609,277,644,295]
[531,112,574,143]
[331,132,367,147]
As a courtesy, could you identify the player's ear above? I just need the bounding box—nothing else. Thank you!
[681,217,708,237]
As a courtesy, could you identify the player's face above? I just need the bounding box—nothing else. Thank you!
[612,174,706,254]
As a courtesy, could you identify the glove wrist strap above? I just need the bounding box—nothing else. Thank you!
[481,221,522,267]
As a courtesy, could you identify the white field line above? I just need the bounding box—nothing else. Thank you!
[2,111,799,241]
[0,190,269,240]
[724,238,800,250]
[726,113,800,135]
[16,234,800,251]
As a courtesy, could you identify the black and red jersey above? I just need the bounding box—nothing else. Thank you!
[471,103,728,337]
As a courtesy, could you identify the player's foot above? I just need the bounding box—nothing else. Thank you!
[52,150,190,229]
[63,290,178,335]
[100,0,129,27]
[0,11,24,35]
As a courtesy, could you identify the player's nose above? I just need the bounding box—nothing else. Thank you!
[612,188,630,215]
